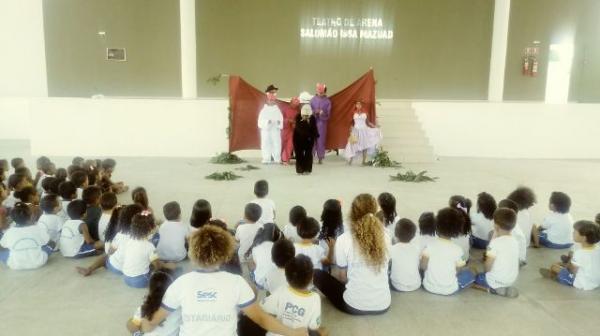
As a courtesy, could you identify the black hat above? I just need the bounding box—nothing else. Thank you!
[265,84,279,92]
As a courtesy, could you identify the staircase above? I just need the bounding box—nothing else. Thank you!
[377,101,436,163]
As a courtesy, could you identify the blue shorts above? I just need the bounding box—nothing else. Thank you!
[73,243,98,259]
[557,268,575,287]
[475,273,491,289]
[124,272,150,288]
[471,236,489,249]
[105,258,122,275]
[457,269,475,291]
[0,244,53,263]
[539,232,573,249]
[150,233,160,247]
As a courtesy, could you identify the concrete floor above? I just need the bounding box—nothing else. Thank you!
[1,140,600,335]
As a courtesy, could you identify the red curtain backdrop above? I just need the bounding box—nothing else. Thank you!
[228,70,376,152]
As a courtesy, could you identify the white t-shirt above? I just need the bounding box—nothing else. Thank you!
[157,221,190,262]
[122,238,158,277]
[335,232,391,311]
[252,241,276,288]
[235,223,262,262]
[59,219,85,257]
[282,223,300,243]
[257,104,283,131]
[294,242,326,270]
[261,286,321,336]
[541,212,574,245]
[510,224,527,262]
[251,198,276,224]
[108,232,130,270]
[419,234,436,253]
[161,270,256,336]
[382,215,400,244]
[470,212,493,241]
[132,306,181,336]
[389,242,422,291]
[37,213,64,243]
[36,174,51,195]
[2,191,17,209]
[97,212,112,242]
[451,234,470,261]
[422,238,466,295]
[572,246,600,290]
[485,235,519,289]
[0,225,50,270]
[516,210,533,247]
[264,267,288,294]
[58,200,72,222]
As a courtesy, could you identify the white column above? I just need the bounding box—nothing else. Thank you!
[488,0,511,102]
[179,0,197,98]
[0,0,48,97]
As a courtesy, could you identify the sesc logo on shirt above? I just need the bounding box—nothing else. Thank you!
[196,290,217,302]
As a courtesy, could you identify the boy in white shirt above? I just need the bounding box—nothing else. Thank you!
[97,192,117,242]
[2,173,29,209]
[252,180,276,224]
[532,192,574,249]
[282,206,307,243]
[265,239,295,294]
[294,217,328,270]
[58,181,77,222]
[473,208,520,298]
[0,202,53,270]
[235,203,263,264]
[390,218,422,292]
[37,194,65,247]
[421,207,475,295]
[70,170,88,200]
[540,220,600,290]
[261,255,325,336]
[59,200,100,258]
[470,192,496,249]
[157,201,190,262]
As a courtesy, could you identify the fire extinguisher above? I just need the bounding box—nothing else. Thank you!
[531,56,538,77]
[522,56,530,75]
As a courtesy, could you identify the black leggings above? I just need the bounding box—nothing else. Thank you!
[313,270,389,315]
[237,314,321,336]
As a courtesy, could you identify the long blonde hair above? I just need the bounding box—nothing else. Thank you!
[349,194,388,272]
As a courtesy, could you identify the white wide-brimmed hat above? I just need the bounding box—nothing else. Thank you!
[299,91,313,104]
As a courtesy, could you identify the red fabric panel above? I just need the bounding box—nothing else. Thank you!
[228,70,375,152]
[327,70,376,149]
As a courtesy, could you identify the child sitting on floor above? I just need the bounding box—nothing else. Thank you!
[264,239,296,294]
[247,223,284,289]
[282,205,307,243]
[470,192,497,249]
[70,170,88,200]
[15,185,42,221]
[37,194,65,247]
[236,203,263,263]
[98,192,117,242]
[532,192,574,249]
[121,211,172,288]
[376,192,399,243]
[418,212,436,252]
[421,207,474,295]
[295,217,328,270]
[82,186,103,241]
[58,181,77,222]
[3,173,30,210]
[497,199,527,267]
[261,255,325,336]
[390,218,421,292]
[157,201,190,262]
[59,200,101,258]
[507,186,537,248]
[252,180,276,224]
[539,220,600,290]
[0,202,53,270]
[473,208,520,298]
[127,269,181,336]
[449,195,472,261]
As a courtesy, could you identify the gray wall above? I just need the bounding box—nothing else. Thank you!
[196,0,494,99]
[43,0,181,97]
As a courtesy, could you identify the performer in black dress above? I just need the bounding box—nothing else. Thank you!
[293,104,319,175]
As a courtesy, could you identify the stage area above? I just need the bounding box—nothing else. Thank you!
[1,140,600,336]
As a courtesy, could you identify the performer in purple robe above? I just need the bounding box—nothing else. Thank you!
[310,83,331,164]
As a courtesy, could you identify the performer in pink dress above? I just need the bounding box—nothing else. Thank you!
[344,101,382,165]
[310,83,331,164]
[281,97,300,165]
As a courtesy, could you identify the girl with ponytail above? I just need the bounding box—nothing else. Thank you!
[127,269,181,336]
[313,193,391,315]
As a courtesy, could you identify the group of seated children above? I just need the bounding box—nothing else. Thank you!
[2,157,600,336]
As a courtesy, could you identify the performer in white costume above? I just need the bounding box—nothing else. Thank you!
[344,101,382,165]
[258,84,284,164]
